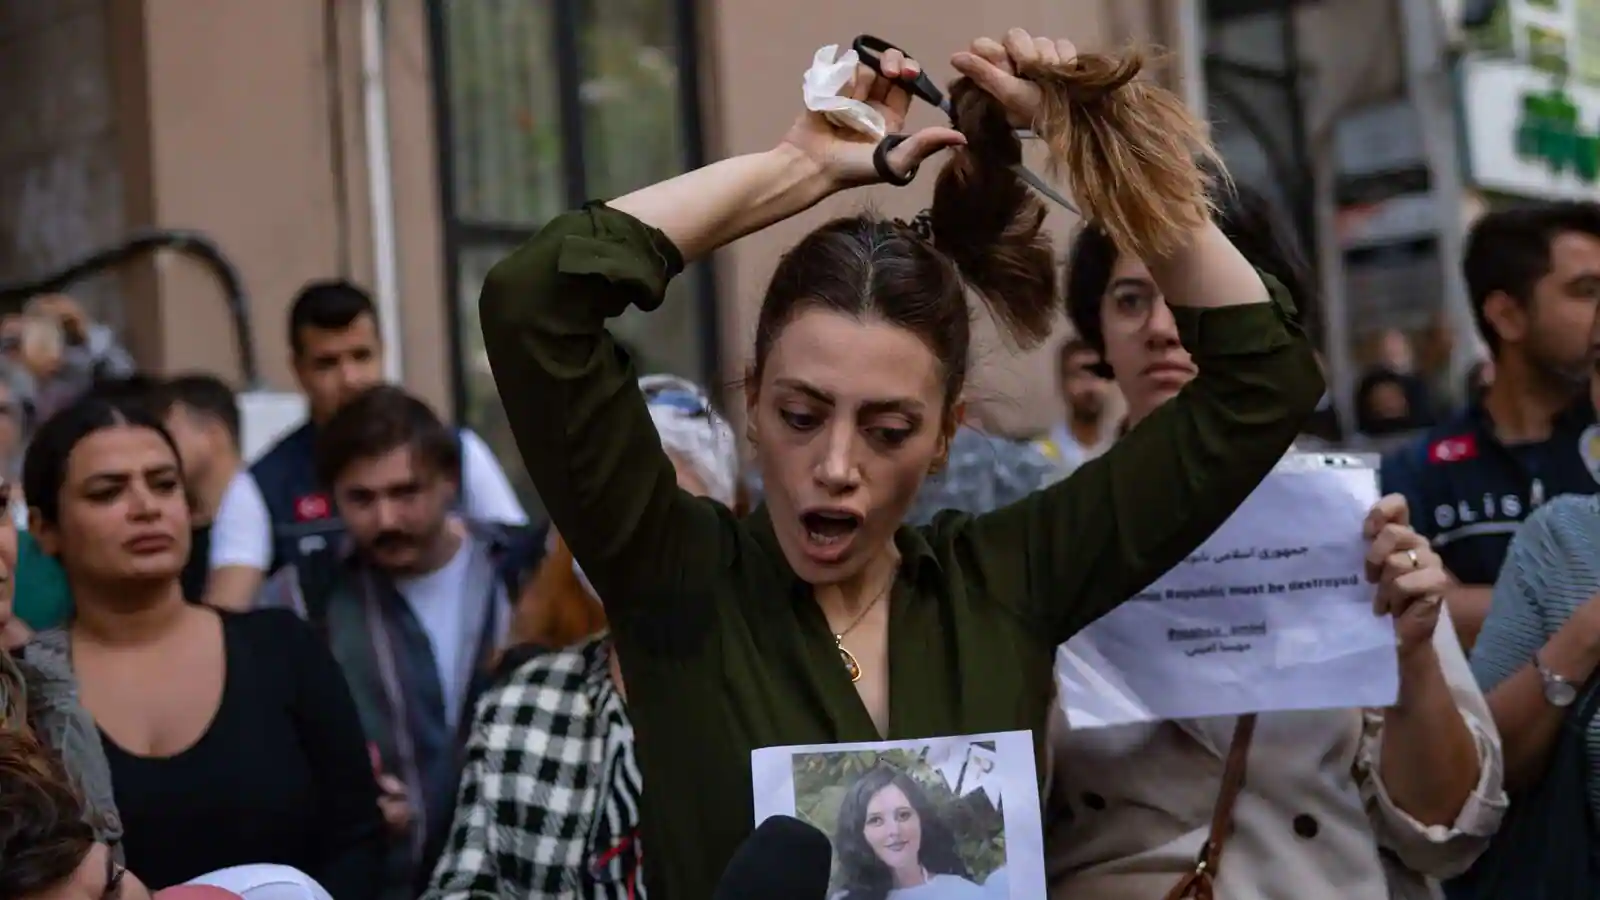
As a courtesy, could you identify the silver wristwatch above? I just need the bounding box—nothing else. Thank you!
[1537,653,1579,708]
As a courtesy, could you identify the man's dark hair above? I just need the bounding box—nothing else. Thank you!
[1464,201,1600,355]
[288,280,377,356]
[157,373,241,446]
[315,384,458,488]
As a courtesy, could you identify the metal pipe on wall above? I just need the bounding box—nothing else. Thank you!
[361,0,404,381]
[1177,0,1208,115]
[1312,144,1358,435]
[1398,0,1476,387]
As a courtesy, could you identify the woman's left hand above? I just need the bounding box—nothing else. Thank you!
[1364,494,1449,655]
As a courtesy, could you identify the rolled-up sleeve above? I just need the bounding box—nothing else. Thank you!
[1356,605,1508,879]
[478,204,728,638]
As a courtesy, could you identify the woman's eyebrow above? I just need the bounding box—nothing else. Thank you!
[773,378,833,404]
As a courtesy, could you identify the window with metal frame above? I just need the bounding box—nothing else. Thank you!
[427,0,718,511]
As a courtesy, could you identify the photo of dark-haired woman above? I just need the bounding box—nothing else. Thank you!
[793,754,1001,900]
[831,765,986,900]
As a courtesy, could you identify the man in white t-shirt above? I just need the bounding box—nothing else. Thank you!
[150,374,260,604]
[254,384,536,900]
[208,280,525,612]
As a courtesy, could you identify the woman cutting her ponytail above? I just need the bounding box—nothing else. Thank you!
[478,29,1324,900]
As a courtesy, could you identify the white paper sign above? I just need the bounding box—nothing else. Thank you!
[752,731,1044,900]
[1057,454,1400,728]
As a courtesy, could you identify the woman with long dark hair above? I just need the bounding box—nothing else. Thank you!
[830,766,982,900]
[22,394,384,896]
[479,30,1324,898]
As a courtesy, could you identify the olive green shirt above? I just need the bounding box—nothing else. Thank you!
[479,203,1324,900]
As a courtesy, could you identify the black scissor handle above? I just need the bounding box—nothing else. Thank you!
[873,134,918,187]
[852,35,949,115]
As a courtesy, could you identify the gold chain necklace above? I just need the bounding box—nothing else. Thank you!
[833,582,891,684]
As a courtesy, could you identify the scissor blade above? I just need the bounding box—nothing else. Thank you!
[1010,164,1079,214]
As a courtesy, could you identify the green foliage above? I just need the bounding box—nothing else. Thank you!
[792,747,1007,885]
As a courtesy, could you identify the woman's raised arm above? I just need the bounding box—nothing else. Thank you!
[480,48,960,618]
[950,31,1324,644]
[613,49,962,260]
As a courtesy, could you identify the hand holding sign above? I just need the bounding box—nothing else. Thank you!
[1363,494,1448,656]
[1058,454,1400,726]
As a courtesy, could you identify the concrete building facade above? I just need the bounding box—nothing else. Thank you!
[0,0,1202,494]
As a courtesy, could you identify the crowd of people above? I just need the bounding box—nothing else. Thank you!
[4,24,1600,900]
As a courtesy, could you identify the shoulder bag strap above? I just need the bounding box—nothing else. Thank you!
[1164,713,1259,900]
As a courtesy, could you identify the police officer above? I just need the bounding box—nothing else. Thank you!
[1382,202,1600,650]
[205,281,527,611]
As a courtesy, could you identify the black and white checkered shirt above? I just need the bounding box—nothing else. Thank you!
[425,634,646,899]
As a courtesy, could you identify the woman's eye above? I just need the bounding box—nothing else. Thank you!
[151,478,181,494]
[87,488,120,504]
[870,427,912,448]
[897,809,914,821]
[865,814,882,827]
[1113,291,1151,315]
[779,409,820,432]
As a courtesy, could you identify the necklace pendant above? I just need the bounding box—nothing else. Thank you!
[836,634,862,683]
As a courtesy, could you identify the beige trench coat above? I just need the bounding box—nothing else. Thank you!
[1044,607,1507,900]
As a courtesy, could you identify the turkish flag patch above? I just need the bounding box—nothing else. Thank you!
[294,493,332,521]
[1427,435,1478,465]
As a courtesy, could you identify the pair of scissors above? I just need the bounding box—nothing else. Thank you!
[851,34,1079,214]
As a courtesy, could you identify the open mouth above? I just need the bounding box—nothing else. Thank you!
[884,840,908,852]
[801,510,863,547]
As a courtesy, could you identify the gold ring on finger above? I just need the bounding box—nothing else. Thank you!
[1405,548,1419,569]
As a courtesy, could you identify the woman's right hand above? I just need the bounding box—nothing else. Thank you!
[780,47,965,189]
[951,29,1079,129]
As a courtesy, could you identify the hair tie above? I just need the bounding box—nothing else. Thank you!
[898,209,935,242]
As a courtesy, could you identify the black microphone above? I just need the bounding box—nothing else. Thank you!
[711,815,833,900]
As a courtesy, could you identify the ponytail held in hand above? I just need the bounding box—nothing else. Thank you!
[924,78,1058,350]
[1031,48,1222,261]
[952,31,1225,262]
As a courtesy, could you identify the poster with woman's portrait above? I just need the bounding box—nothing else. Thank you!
[750,730,1044,900]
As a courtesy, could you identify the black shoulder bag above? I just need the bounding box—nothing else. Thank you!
[1445,671,1600,900]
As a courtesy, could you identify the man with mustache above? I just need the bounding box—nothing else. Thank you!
[254,385,539,900]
